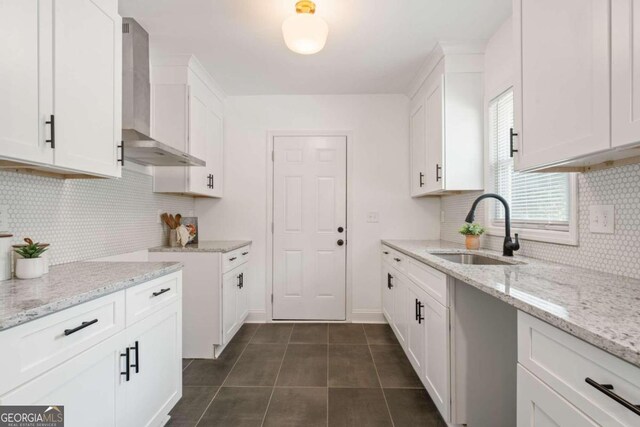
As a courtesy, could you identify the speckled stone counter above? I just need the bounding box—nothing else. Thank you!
[148,240,251,253]
[382,239,640,368]
[0,261,182,331]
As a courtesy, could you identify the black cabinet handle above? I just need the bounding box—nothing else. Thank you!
[585,378,640,416]
[242,252,249,256]
[152,288,171,297]
[207,174,214,189]
[415,298,419,321]
[240,272,244,289]
[418,301,425,324]
[118,141,124,165]
[229,256,237,261]
[394,257,401,262]
[510,128,519,158]
[387,273,393,289]
[435,164,442,182]
[130,341,139,374]
[121,347,130,382]
[237,273,242,289]
[419,172,424,187]
[64,319,98,336]
[383,251,389,255]
[45,114,55,149]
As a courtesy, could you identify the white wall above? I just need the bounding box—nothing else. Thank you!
[484,17,513,100]
[195,94,440,320]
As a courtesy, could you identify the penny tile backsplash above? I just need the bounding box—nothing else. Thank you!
[440,163,640,279]
[0,168,194,265]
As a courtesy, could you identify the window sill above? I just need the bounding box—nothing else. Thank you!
[486,225,578,246]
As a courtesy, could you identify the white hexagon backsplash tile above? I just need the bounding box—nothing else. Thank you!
[0,169,194,265]
[441,163,640,280]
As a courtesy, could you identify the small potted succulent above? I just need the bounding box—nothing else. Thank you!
[459,223,485,250]
[14,238,48,279]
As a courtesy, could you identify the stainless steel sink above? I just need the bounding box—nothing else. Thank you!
[432,253,518,265]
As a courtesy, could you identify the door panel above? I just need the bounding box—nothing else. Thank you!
[410,101,427,196]
[515,0,610,170]
[53,0,121,177]
[406,283,425,375]
[222,269,238,343]
[423,293,450,420]
[382,263,394,323]
[425,77,444,193]
[0,0,53,165]
[392,274,408,348]
[273,136,347,320]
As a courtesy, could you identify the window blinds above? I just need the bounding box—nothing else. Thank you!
[488,89,570,230]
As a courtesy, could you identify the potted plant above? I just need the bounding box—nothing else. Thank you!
[14,238,48,279]
[459,223,485,250]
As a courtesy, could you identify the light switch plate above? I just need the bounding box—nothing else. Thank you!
[366,212,379,223]
[0,205,8,231]
[589,205,614,234]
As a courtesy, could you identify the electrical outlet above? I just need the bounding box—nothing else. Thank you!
[589,205,614,234]
[366,212,379,223]
[156,209,163,224]
[0,205,8,231]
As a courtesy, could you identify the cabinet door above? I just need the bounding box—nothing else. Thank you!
[392,273,408,349]
[406,283,425,376]
[514,0,610,171]
[236,265,249,324]
[222,268,239,345]
[0,332,126,427]
[206,107,224,197]
[124,303,181,427]
[425,77,444,193]
[410,99,428,196]
[612,0,640,147]
[382,263,394,324]
[517,365,599,426]
[423,292,450,421]
[0,0,54,165]
[187,86,210,195]
[53,0,121,177]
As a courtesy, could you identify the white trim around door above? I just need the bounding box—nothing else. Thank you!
[266,131,354,322]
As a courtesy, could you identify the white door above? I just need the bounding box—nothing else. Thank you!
[406,283,425,375]
[273,135,347,320]
[187,87,210,195]
[53,0,121,177]
[222,268,239,344]
[423,293,450,421]
[425,76,444,193]
[0,333,126,427]
[236,264,249,324]
[392,274,408,348]
[124,303,181,427]
[612,0,640,147]
[517,365,599,426]
[410,100,427,196]
[382,263,394,323]
[0,0,54,165]
[514,0,610,170]
[206,108,224,197]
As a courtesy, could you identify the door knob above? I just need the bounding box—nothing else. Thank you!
[337,239,344,246]
[337,227,344,233]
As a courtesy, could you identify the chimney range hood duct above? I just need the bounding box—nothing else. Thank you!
[121,18,205,167]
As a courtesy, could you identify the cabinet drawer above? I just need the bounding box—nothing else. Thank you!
[222,245,251,273]
[518,312,640,426]
[406,258,448,306]
[382,246,407,272]
[0,291,125,395]
[381,245,393,264]
[125,272,181,327]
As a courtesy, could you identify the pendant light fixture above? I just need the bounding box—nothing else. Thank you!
[282,1,328,55]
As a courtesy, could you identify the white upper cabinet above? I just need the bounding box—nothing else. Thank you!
[612,0,640,148]
[409,44,484,197]
[513,0,610,171]
[0,0,122,178]
[152,55,224,198]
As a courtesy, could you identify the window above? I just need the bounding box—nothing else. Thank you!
[487,88,577,245]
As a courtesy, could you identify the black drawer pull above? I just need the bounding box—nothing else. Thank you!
[387,273,393,289]
[383,251,389,255]
[121,347,130,381]
[229,257,237,261]
[45,114,55,149]
[152,288,171,297]
[242,252,249,256]
[130,341,140,374]
[64,319,98,336]
[394,257,401,262]
[418,301,425,324]
[585,378,640,416]
[510,128,519,157]
[419,172,424,187]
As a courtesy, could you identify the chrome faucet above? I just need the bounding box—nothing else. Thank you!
[465,193,520,257]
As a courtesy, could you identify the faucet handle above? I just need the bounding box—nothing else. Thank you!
[512,233,520,251]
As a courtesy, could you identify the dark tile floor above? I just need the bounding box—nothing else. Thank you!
[168,323,446,427]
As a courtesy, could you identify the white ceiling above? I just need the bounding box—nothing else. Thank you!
[118,0,511,95]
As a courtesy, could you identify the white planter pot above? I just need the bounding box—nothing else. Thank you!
[15,258,45,279]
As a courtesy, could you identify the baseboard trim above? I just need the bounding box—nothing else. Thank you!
[245,310,267,323]
[350,310,386,323]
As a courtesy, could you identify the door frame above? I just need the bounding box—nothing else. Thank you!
[265,130,354,322]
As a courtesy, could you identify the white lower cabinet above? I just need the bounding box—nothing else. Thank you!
[381,245,451,423]
[0,271,183,427]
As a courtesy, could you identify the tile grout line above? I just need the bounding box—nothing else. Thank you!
[182,359,194,371]
[363,324,396,427]
[194,324,261,427]
[259,324,295,427]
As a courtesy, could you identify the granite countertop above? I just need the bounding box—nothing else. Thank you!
[0,261,182,331]
[382,239,640,368]
[148,240,252,253]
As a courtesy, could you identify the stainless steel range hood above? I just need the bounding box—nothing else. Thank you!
[121,18,205,167]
